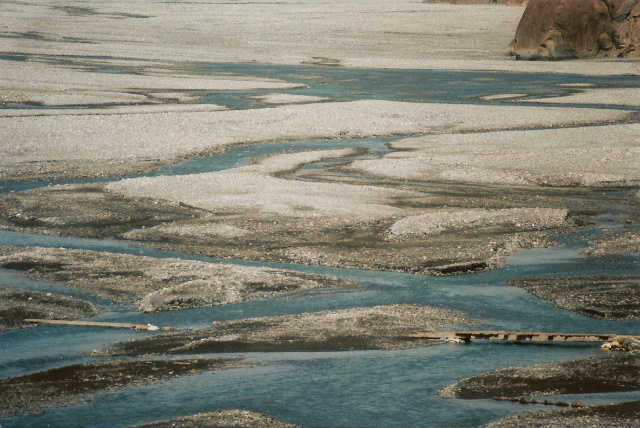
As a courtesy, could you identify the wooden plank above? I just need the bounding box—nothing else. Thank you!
[407,330,639,343]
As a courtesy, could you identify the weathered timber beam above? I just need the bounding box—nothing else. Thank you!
[25,318,164,330]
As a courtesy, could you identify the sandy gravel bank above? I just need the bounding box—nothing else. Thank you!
[509,275,640,320]
[0,59,305,107]
[130,410,300,428]
[0,284,98,332]
[246,93,332,105]
[440,354,640,400]
[1,163,587,275]
[3,1,638,76]
[110,304,472,355]
[484,400,640,428]
[5,136,623,275]
[0,246,355,314]
[351,123,640,187]
[0,357,250,418]
[528,88,640,108]
[586,232,640,257]
[440,355,640,428]
[1,100,627,183]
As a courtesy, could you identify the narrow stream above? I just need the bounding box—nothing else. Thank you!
[1,59,639,427]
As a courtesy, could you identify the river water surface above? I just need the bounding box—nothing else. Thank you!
[1,61,639,427]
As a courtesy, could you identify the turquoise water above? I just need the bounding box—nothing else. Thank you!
[1,59,639,427]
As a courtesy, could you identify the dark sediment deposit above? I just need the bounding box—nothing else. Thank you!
[440,354,640,400]
[0,246,356,314]
[485,400,640,427]
[0,284,98,332]
[442,355,640,427]
[509,275,640,320]
[0,358,252,418]
[109,304,471,356]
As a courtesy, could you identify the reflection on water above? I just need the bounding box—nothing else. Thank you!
[1,60,639,428]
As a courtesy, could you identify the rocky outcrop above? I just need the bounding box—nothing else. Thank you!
[508,0,640,59]
[424,0,528,4]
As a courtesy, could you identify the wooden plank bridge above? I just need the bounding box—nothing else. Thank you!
[407,330,640,344]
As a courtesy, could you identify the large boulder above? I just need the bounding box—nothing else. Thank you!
[508,0,640,59]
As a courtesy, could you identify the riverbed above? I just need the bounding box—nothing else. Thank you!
[1,57,640,427]
[2,1,640,426]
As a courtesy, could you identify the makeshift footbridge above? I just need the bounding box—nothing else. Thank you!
[407,330,640,345]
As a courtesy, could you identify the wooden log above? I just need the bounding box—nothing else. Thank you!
[25,318,164,330]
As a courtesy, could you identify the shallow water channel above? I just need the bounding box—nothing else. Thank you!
[1,61,639,427]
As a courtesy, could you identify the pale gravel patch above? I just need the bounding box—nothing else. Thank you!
[1,101,628,179]
[249,148,358,174]
[145,223,251,239]
[4,1,637,76]
[0,89,149,107]
[147,92,203,103]
[350,156,531,185]
[480,93,529,101]
[388,208,569,239]
[0,104,229,117]
[0,60,306,106]
[343,57,640,76]
[1,2,520,65]
[245,93,332,105]
[108,148,419,221]
[131,410,301,428]
[350,123,640,187]
[527,88,640,107]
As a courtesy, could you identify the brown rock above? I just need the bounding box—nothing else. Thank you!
[507,0,640,59]
[508,0,614,59]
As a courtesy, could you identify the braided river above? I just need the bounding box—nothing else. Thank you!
[1,61,639,427]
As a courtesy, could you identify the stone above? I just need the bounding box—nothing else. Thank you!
[519,395,535,404]
[508,0,640,59]
[493,396,513,401]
